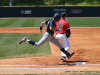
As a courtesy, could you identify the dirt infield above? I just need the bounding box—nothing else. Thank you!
[0,27,100,74]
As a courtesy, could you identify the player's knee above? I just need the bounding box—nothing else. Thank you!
[34,43,41,47]
[35,45,40,47]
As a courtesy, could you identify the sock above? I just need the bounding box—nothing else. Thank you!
[28,40,35,45]
[60,48,70,56]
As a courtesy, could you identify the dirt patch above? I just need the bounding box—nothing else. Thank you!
[0,27,100,74]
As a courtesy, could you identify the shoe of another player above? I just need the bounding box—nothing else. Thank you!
[67,52,75,59]
[60,56,67,62]
[19,37,27,44]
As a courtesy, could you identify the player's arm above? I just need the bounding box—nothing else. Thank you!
[49,21,61,31]
[49,22,60,31]
[66,23,71,38]
[50,26,61,31]
[66,28,71,35]
[39,21,46,32]
[66,28,71,38]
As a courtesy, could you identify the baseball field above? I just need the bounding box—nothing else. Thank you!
[0,18,100,75]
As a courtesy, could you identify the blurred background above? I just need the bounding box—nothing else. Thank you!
[0,0,100,6]
[0,0,100,17]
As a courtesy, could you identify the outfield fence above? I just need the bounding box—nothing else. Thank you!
[0,6,100,17]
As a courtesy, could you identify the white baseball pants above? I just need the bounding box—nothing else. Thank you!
[56,33,70,57]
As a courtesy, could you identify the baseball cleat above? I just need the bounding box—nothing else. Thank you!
[60,56,67,62]
[67,52,75,59]
[19,37,27,44]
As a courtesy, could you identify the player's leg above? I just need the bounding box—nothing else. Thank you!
[56,34,66,60]
[56,34,67,57]
[19,32,52,47]
[63,38,70,52]
[33,32,52,47]
[61,37,70,61]
[56,33,71,61]
[49,36,71,57]
[61,34,70,56]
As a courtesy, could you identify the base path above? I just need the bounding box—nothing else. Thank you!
[0,27,100,74]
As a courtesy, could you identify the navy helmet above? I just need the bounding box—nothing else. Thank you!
[53,13,61,20]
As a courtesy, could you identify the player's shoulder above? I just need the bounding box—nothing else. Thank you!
[65,21,69,24]
[64,20,69,24]
[59,20,65,22]
[45,19,54,23]
[48,19,54,23]
[46,19,52,22]
[60,20,68,23]
[60,20,69,24]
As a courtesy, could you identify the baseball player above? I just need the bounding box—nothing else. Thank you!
[56,12,72,61]
[19,13,75,59]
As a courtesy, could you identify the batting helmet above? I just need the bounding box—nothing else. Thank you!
[53,13,61,20]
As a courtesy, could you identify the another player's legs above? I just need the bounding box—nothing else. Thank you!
[67,52,75,59]
[61,34,74,59]
[49,36,74,59]
[61,37,70,59]
[56,33,74,61]
[57,38,67,61]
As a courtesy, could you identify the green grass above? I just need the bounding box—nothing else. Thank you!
[0,18,100,27]
[0,18,47,27]
[67,18,100,27]
[0,33,50,59]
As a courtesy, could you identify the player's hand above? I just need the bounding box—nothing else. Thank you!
[39,30,42,33]
[66,34,71,38]
[56,28,61,32]
[67,34,70,38]
[58,29,61,32]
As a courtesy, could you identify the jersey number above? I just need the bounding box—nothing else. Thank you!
[58,23,63,29]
